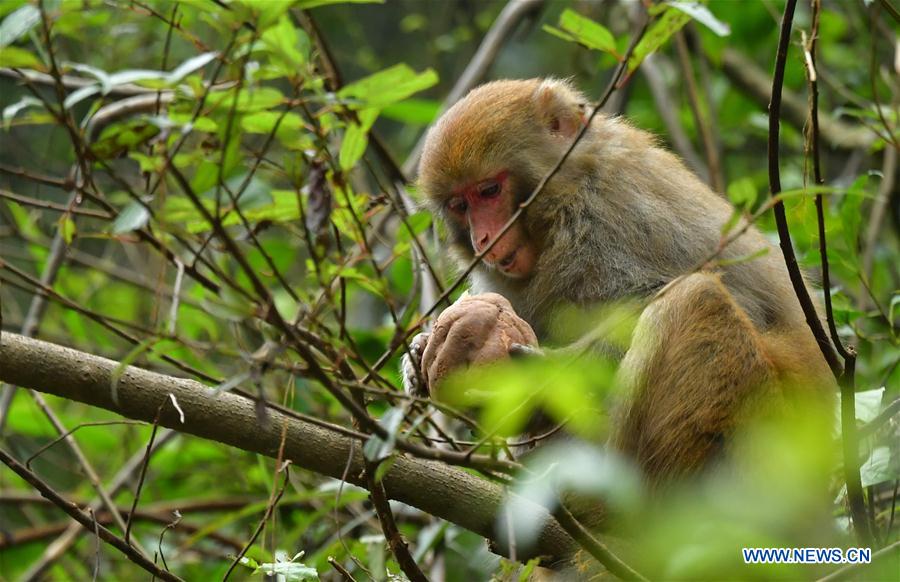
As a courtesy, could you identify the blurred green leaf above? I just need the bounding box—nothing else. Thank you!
[206,87,285,112]
[859,446,894,487]
[261,15,308,71]
[629,4,693,71]
[670,1,730,37]
[339,108,378,171]
[1,95,42,129]
[241,111,304,136]
[0,46,42,68]
[111,200,150,234]
[58,215,76,244]
[338,64,438,110]
[381,98,441,124]
[0,4,39,48]
[727,177,757,210]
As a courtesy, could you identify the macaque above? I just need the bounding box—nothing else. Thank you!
[404,78,834,486]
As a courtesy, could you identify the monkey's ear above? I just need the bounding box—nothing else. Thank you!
[533,78,585,139]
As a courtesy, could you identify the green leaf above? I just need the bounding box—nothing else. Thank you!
[260,15,308,70]
[0,4,39,49]
[0,46,42,68]
[165,51,218,84]
[543,9,618,55]
[339,108,378,171]
[381,98,441,124]
[363,407,405,462]
[859,446,894,488]
[338,64,438,110]
[112,200,150,234]
[628,4,693,71]
[2,95,42,129]
[240,111,304,135]
[727,177,757,210]
[58,215,76,244]
[854,387,885,424]
[206,87,285,112]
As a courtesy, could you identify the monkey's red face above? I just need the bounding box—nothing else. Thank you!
[445,170,537,278]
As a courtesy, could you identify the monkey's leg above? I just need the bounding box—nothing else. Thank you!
[610,272,779,486]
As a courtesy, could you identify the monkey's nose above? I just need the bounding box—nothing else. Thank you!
[473,232,491,253]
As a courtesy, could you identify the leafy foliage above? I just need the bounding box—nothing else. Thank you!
[0,0,897,581]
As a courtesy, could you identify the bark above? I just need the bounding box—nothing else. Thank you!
[0,332,575,561]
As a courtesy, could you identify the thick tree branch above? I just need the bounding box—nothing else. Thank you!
[0,332,576,562]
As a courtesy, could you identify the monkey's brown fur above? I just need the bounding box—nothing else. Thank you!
[416,78,834,486]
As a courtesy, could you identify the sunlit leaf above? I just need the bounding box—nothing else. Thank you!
[381,98,441,124]
[859,446,894,487]
[2,95,42,128]
[166,51,218,83]
[240,111,304,135]
[0,46,42,68]
[543,9,618,55]
[206,87,285,112]
[339,108,378,171]
[0,4,39,49]
[854,387,885,424]
[363,407,405,462]
[727,177,757,210]
[628,4,693,71]
[111,200,150,234]
[669,1,730,37]
[338,64,438,110]
[260,16,307,70]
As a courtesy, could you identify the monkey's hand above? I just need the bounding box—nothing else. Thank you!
[416,293,539,395]
[401,332,430,398]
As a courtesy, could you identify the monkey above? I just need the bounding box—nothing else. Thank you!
[403,78,835,489]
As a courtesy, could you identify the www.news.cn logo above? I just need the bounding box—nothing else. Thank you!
[742,547,872,564]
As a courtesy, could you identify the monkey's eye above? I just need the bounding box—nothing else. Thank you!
[447,198,468,215]
[479,182,501,199]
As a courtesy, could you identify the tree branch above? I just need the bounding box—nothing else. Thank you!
[0,332,577,562]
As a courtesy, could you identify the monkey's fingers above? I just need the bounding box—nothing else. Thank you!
[509,343,545,359]
[401,332,430,397]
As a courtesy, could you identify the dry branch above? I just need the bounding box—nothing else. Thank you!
[0,331,576,562]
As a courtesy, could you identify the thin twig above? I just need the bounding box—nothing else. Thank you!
[366,460,428,581]
[552,503,648,581]
[814,538,900,581]
[803,0,873,547]
[0,447,183,582]
[766,0,842,376]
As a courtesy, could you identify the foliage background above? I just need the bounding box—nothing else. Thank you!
[0,0,897,580]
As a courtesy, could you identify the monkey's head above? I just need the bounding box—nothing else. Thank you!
[418,78,590,279]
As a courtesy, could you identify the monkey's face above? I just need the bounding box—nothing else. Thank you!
[442,169,537,278]
[419,78,590,279]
